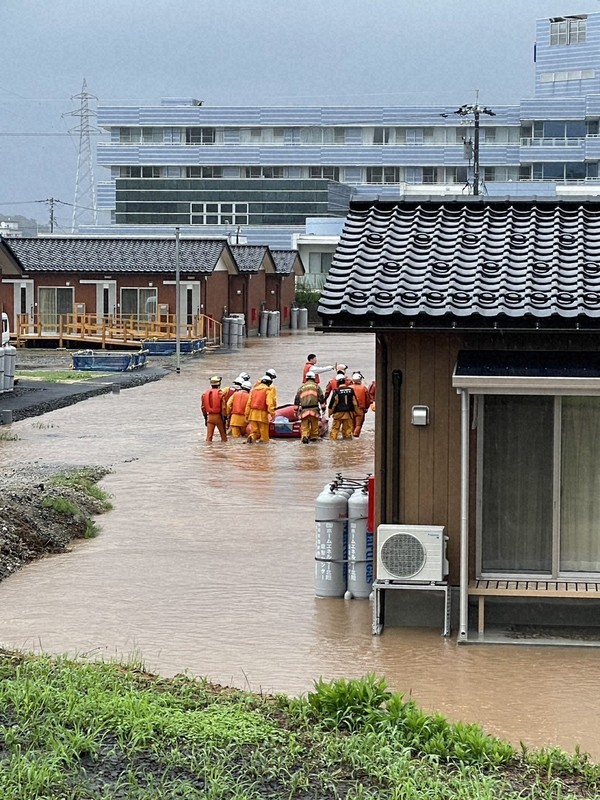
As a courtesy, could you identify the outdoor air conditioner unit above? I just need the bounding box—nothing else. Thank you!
[376,524,448,583]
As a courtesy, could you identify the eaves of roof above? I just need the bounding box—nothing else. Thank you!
[318,198,600,331]
[2,237,230,274]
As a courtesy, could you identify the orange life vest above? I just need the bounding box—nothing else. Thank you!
[230,391,249,415]
[203,388,223,414]
[249,385,269,411]
[352,384,370,411]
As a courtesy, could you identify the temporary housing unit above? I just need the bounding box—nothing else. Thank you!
[319,196,600,642]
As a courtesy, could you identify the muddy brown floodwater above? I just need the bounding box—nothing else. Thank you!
[0,331,599,759]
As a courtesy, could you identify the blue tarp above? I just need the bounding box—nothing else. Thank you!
[71,351,148,372]
[142,339,207,356]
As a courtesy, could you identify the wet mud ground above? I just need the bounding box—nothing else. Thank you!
[0,332,600,760]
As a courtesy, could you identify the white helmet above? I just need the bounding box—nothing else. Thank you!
[305,370,316,379]
[239,372,250,381]
[265,368,277,379]
[241,380,252,391]
[351,372,362,382]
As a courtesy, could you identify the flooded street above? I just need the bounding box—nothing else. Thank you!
[0,331,599,759]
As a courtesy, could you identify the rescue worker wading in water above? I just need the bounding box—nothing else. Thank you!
[201,375,227,442]
[226,380,252,438]
[245,375,276,443]
[328,376,359,440]
[294,370,326,443]
[350,372,371,437]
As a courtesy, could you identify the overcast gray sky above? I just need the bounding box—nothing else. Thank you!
[1,0,596,230]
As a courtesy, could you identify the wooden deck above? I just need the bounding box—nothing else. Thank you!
[14,313,222,349]
[468,579,600,635]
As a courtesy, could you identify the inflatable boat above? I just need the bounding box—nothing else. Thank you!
[268,404,329,439]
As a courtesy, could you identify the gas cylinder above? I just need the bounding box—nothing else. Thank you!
[3,345,16,392]
[347,488,373,598]
[314,485,348,597]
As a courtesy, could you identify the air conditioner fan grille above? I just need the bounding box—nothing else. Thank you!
[380,533,426,578]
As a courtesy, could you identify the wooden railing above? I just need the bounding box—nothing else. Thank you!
[15,313,222,348]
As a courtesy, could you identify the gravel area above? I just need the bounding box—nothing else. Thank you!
[0,465,112,583]
[0,349,174,581]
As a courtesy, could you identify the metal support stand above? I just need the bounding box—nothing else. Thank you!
[372,581,451,637]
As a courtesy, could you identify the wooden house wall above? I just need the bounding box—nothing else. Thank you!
[279,274,295,327]
[202,271,229,322]
[375,328,600,585]
[376,331,464,584]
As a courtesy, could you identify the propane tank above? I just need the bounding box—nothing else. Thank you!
[314,485,349,597]
[3,344,16,393]
[347,488,373,598]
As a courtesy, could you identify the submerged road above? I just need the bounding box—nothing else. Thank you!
[0,331,598,759]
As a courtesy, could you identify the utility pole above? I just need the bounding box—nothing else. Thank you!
[46,197,56,233]
[442,96,495,195]
[64,79,99,232]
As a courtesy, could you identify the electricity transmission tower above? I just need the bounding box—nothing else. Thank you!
[64,79,98,232]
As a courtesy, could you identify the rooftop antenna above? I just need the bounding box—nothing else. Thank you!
[440,90,495,196]
[64,79,98,232]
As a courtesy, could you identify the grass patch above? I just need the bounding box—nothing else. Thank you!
[16,369,108,382]
[49,468,113,512]
[0,661,596,799]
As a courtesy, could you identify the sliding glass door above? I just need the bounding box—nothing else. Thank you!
[38,287,73,333]
[480,394,600,577]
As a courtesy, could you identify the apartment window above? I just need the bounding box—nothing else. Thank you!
[530,162,588,181]
[483,166,519,182]
[405,129,424,145]
[309,166,340,180]
[190,202,248,225]
[243,166,284,178]
[119,128,143,144]
[447,166,469,184]
[185,127,216,145]
[308,252,334,275]
[120,166,161,178]
[366,167,400,183]
[300,127,345,145]
[550,16,586,45]
[422,166,441,183]
[240,128,285,144]
[540,69,595,82]
[187,166,223,178]
[141,127,163,143]
[373,127,393,145]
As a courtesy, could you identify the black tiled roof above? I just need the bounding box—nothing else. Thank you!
[2,237,229,274]
[270,249,303,275]
[318,198,600,328]
[230,245,270,273]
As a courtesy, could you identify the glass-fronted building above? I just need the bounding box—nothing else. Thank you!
[88,11,600,277]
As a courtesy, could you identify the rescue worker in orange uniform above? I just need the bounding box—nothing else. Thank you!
[226,379,252,438]
[328,375,359,440]
[302,354,334,385]
[294,370,326,443]
[222,376,242,406]
[245,375,276,443]
[324,363,351,402]
[201,375,227,442]
[350,372,371,437]
[368,380,376,412]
